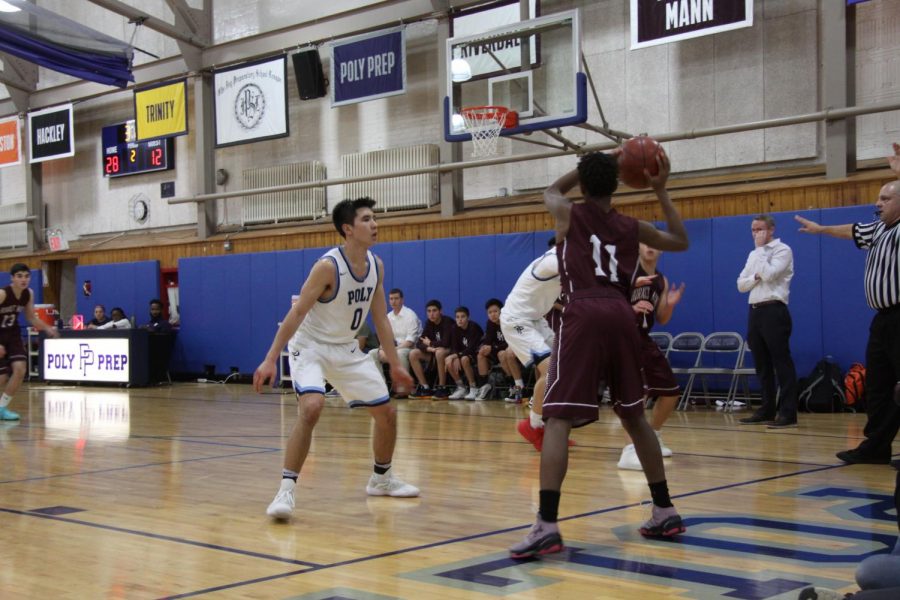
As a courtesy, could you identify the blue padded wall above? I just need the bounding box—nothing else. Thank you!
[820,205,876,369]
[388,241,426,316]
[425,238,460,311]
[75,261,159,325]
[459,235,496,314]
[656,219,714,336]
[168,204,879,376]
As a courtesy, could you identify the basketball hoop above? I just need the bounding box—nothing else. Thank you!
[461,106,509,157]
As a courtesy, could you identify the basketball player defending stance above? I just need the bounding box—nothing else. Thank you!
[509,150,689,559]
[501,237,571,451]
[0,263,59,421]
[618,243,685,469]
[254,198,418,520]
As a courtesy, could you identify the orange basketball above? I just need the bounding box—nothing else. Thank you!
[617,136,662,189]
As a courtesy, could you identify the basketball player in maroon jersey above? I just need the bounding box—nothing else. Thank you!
[618,243,685,470]
[509,149,689,559]
[0,264,59,421]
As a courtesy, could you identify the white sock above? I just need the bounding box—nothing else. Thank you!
[0,393,10,408]
[530,410,543,429]
[514,379,524,388]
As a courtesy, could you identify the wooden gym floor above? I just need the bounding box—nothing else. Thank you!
[0,382,895,599]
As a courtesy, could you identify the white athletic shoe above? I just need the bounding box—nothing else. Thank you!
[449,385,468,400]
[366,469,420,497]
[464,387,478,400]
[656,431,673,457]
[617,444,643,471]
[475,383,492,400]
[266,479,296,519]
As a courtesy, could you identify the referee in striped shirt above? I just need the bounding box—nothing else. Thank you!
[795,146,900,465]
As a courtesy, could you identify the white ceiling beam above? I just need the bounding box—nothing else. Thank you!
[0,0,479,115]
[87,0,208,48]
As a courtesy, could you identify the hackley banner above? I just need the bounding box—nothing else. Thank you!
[28,104,74,163]
[214,55,289,147]
[631,0,754,50]
[330,27,406,107]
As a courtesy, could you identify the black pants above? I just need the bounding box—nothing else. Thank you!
[857,306,900,459]
[747,303,798,418]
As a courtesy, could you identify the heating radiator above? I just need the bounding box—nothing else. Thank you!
[0,203,27,249]
[341,144,439,211]
[241,161,326,225]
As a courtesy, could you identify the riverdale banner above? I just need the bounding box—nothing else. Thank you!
[631,0,754,49]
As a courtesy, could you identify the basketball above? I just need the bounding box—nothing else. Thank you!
[618,136,662,189]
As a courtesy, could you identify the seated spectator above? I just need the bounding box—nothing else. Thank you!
[87,305,110,329]
[97,307,131,330]
[144,299,172,332]
[376,288,421,397]
[446,306,484,400]
[357,320,379,354]
[409,299,454,399]
[475,298,507,400]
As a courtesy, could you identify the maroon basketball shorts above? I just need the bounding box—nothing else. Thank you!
[640,334,679,397]
[0,330,27,375]
[543,292,646,427]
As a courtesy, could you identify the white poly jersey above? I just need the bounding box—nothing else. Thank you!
[503,250,561,321]
[291,247,379,347]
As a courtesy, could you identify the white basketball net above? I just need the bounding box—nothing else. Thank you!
[462,107,507,158]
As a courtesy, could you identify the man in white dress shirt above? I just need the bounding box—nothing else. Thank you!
[376,288,421,397]
[736,214,799,428]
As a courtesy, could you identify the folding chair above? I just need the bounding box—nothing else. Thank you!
[725,341,757,412]
[668,332,704,410]
[726,341,777,412]
[680,332,744,410]
[649,331,673,358]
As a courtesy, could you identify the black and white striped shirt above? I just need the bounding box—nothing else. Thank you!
[854,220,900,310]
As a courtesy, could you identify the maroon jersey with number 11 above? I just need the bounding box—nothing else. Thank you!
[544,202,646,426]
[558,203,639,298]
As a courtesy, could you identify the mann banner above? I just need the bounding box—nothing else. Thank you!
[133,79,188,141]
[0,116,21,168]
[631,0,754,50]
[28,104,74,163]
[330,28,406,107]
[214,55,288,147]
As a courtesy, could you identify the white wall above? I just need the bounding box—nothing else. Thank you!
[0,0,898,239]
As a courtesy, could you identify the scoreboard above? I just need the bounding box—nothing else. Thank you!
[101,120,174,178]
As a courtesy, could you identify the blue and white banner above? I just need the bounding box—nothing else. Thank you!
[44,337,130,383]
[214,55,289,148]
[330,27,406,107]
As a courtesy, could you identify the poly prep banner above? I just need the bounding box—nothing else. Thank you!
[133,79,188,141]
[28,104,74,163]
[0,116,21,168]
[631,0,754,49]
[214,55,289,147]
[43,337,130,383]
[330,27,405,107]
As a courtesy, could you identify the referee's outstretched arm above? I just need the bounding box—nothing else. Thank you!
[794,215,853,239]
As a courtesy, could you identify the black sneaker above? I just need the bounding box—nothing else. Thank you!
[797,586,849,600]
[836,449,890,465]
[411,385,433,399]
[767,416,798,429]
[432,386,450,399]
[739,412,775,425]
